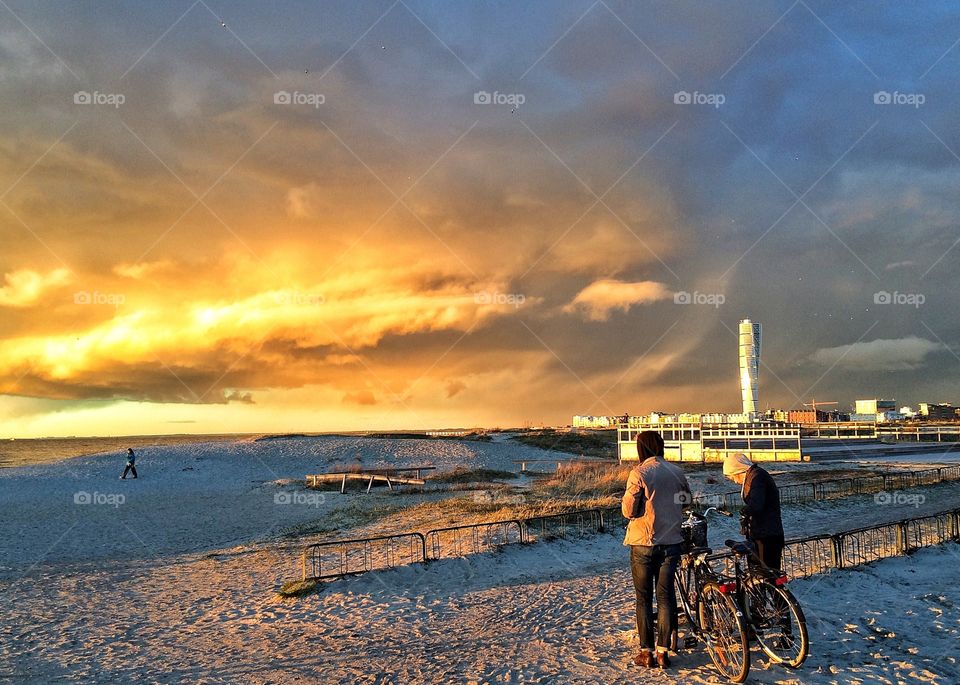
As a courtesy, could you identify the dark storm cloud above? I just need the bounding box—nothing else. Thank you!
[1,0,959,421]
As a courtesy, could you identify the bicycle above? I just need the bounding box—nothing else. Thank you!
[673,508,751,682]
[723,537,809,668]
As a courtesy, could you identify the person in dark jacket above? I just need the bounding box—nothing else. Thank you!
[723,452,783,570]
[120,448,138,480]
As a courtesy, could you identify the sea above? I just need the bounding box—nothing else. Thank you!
[0,434,247,469]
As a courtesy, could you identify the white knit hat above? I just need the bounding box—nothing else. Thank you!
[723,452,753,477]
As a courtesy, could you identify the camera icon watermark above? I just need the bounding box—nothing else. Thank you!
[673,290,725,308]
[473,90,525,106]
[74,491,125,507]
[874,491,925,508]
[74,90,125,108]
[274,491,326,507]
[474,290,525,308]
[674,90,725,108]
[274,90,325,108]
[73,290,126,306]
[873,290,924,308]
[873,90,924,108]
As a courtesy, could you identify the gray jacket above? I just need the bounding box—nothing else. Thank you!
[622,456,691,546]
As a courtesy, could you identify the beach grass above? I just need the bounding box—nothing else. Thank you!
[509,429,616,458]
[277,578,320,598]
[428,467,517,484]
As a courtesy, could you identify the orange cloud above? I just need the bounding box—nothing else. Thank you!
[563,279,673,320]
[0,268,71,307]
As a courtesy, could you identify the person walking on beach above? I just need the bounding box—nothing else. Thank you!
[622,430,691,670]
[723,452,784,570]
[120,448,138,480]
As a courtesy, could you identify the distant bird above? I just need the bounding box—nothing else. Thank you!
[220,20,227,28]
[380,43,386,50]
[304,69,309,74]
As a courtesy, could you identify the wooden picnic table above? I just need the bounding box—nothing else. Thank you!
[306,466,434,493]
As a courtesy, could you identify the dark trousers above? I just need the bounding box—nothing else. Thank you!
[121,464,138,479]
[630,543,681,651]
[750,535,785,571]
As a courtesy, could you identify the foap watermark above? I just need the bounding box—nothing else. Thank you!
[674,90,725,108]
[74,90,125,108]
[874,290,924,308]
[874,491,925,508]
[274,90,325,108]
[678,492,724,507]
[274,491,326,507]
[475,291,525,308]
[472,490,525,505]
[673,290,725,308]
[873,90,925,108]
[74,290,125,306]
[474,90,525,106]
[74,490,125,507]
[274,291,325,306]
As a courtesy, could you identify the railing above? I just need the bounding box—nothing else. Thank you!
[302,533,427,580]
[694,465,960,508]
[426,520,523,559]
[521,509,605,542]
[301,509,608,579]
[301,504,960,582]
[702,508,960,580]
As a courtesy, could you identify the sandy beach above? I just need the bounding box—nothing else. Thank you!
[2,437,960,683]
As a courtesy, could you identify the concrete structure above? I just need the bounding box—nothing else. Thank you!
[854,399,896,415]
[738,319,761,418]
[786,409,831,423]
[617,417,802,463]
[918,403,958,420]
[571,415,618,428]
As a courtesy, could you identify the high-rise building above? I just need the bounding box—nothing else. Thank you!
[739,319,761,418]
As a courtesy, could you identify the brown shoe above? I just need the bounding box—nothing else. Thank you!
[656,651,671,669]
[634,650,654,667]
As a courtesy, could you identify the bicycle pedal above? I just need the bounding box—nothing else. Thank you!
[683,636,697,649]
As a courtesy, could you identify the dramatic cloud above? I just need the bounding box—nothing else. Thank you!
[810,337,944,372]
[0,268,71,307]
[1,2,959,435]
[564,279,673,320]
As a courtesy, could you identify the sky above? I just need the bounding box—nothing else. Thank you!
[1,1,959,437]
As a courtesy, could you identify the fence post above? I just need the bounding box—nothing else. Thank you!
[302,549,308,581]
[830,534,843,569]
[598,509,605,533]
[897,520,909,554]
[415,532,427,563]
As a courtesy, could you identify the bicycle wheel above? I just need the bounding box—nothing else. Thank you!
[698,583,750,683]
[745,578,809,668]
[673,561,699,650]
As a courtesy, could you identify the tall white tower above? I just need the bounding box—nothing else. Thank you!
[739,319,761,418]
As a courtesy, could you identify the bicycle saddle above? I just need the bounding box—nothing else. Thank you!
[724,539,755,555]
[688,545,712,555]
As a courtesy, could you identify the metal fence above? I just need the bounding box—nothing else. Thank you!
[521,509,605,542]
[301,504,960,582]
[303,532,427,580]
[301,509,608,580]
[694,464,960,509]
[426,520,523,560]
[704,508,960,580]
